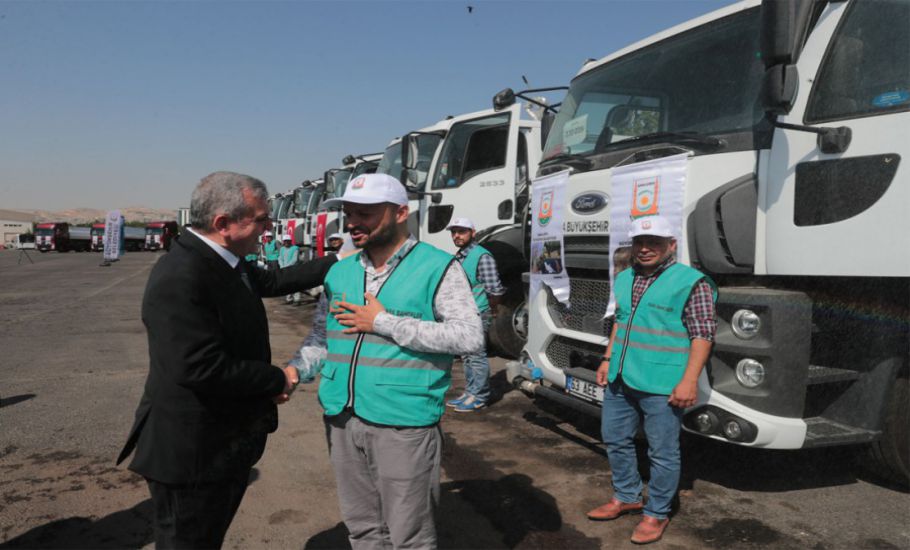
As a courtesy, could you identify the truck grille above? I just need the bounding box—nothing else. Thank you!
[545,336,606,371]
[546,277,612,336]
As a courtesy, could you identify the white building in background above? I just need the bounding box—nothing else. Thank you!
[0,210,35,248]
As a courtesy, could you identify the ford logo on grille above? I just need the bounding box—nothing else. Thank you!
[571,192,608,215]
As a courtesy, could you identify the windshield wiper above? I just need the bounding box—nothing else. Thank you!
[540,152,593,169]
[611,131,726,150]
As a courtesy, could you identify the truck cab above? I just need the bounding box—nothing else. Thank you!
[35,222,69,253]
[145,221,179,251]
[90,223,106,252]
[516,0,909,484]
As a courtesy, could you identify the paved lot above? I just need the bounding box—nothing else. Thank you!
[0,249,908,549]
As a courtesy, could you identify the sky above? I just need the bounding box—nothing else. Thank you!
[0,0,731,211]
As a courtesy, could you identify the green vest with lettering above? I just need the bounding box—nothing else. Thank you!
[319,242,455,426]
[608,263,716,395]
[278,244,299,267]
[460,244,492,313]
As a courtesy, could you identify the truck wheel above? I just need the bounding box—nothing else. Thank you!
[488,294,527,359]
[863,371,909,486]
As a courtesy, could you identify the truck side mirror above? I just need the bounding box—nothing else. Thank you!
[540,111,555,150]
[342,154,356,165]
[323,170,335,194]
[758,0,818,115]
[761,63,799,115]
[493,88,516,111]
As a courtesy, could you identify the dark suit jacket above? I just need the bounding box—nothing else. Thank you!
[117,230,336,484]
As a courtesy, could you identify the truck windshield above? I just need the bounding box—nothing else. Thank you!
[146,228,164,235]
[294,188,313,215]
[332,170,352,198]
[542,7,763,162]
[35,228,53,236]
[307,187,325,215]
[91,228,104,236]
[277,196,293,219]
[351,161,377,179]
[377,143,403,179]
[269,197,283,219]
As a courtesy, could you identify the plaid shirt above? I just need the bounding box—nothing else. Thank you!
[629,257,716,342]
[455,241,506,297]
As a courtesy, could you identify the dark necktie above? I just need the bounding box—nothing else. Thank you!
[236,261,253,293]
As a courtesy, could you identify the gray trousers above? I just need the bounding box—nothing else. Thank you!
[324,412,442,550]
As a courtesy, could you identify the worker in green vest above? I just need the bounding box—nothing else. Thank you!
[445,217,505,412]
[588,215,717,545]
[262,231,280,270]
[289,173,483,549]
[278,234,301,305]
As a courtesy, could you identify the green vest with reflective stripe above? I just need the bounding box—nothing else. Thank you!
[319,242,455,426]
[264,241,280,261]
[460,244,492,313]
[608,263,716,395]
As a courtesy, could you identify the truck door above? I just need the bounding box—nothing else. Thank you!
[420,105,521,253]
[763,0,910,276]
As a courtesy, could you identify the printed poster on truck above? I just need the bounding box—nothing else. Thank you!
[103,210,124,261]
[605,152,688,316]
[530,169,570,306]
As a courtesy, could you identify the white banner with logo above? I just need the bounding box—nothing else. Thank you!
[530,170,570,306]
[605,153,689,316]
[103,210,123,261]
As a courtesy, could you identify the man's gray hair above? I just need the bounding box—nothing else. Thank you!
[189,171,269,231]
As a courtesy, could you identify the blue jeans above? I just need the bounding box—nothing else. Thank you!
[462,311,492,403]
[601,381,683,519]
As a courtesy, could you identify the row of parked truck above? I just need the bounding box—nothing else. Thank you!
[270,0,909,485]
[33,221,180,253]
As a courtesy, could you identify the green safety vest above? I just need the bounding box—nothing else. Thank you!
[319,242,455,427]
[460,244,492,313]
[608,263,716,395]
[263,241,280,261]
[278,245,299,267]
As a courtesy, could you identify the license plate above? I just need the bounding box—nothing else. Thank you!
[566,376,604,403]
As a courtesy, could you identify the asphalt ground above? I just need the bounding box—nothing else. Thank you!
[0,249,908,549]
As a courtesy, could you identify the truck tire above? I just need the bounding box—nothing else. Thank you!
[863,371,909,486]
[488,293,527,359]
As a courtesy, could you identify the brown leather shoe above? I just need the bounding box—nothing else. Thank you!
[586,497,644,521]
[631,515,670,544]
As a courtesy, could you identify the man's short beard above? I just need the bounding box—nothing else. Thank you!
[360,217,399,250]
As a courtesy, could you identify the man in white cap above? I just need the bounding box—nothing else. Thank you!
[289,173,482,549]
[588,215,716,544]
[445,217,505,412]
[326,232,345,254]
[278,235,302,305]
[262,230,280,270]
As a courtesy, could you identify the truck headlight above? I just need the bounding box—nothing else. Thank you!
[731,309,761,339]
[735,358,765,388]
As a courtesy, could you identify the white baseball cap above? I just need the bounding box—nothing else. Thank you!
[281,234,291,241]
[322,173,408,208]
[263,230,273,237]
[327,233,344,241]
[446,217,475,231]
[628,216,675,239]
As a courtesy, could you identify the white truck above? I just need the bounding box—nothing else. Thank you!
[381,98,566,357]
[511,0,909,484]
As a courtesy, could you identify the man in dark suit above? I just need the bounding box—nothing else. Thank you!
[117,171,337,549]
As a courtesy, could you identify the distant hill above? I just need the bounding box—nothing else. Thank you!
[22,207,180,225]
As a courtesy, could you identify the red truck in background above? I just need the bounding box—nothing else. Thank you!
[144,221,179,251]
[35,222,70,252]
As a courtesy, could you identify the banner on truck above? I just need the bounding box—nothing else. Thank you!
[530,170,570,306]
[103,210,124,261]
[605,153,688,316]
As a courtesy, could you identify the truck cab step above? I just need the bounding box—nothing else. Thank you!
[803,416,880,448]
